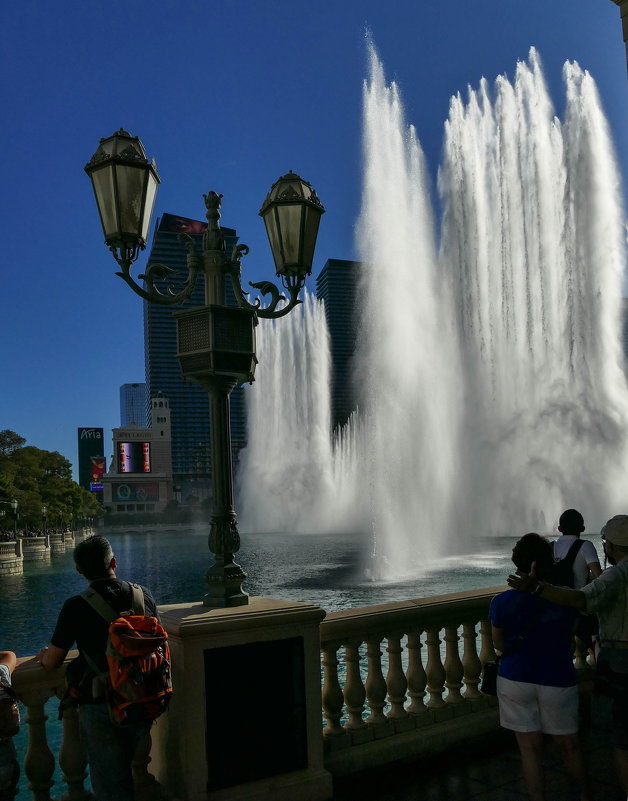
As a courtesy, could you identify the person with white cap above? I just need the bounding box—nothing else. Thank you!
[508,514,628,796]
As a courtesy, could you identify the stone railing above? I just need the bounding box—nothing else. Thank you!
[319,586,593,776]
[20,536,51,562]
[12,654,162,801]
[0,539,23,575]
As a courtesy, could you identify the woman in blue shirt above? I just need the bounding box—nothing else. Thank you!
[490,533,591,801]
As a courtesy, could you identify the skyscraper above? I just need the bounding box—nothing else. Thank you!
[120,383,147,427]
[315,258,361,430]
[143,213,246,503]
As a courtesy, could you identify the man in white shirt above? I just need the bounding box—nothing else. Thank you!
[553,509,602,588]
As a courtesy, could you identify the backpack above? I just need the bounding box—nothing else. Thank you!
[0,678,19,740]
[548,539,585,588]
[81,583,172,726]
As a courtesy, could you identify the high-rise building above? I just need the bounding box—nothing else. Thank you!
[120,383,147,427]
[315,258,361,430]
[143,213,246,503]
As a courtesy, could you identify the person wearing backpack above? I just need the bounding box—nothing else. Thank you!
[552,509,602,588]
[0,650,19,801]
[36,536,163,801]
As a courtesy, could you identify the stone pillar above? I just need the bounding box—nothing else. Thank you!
[150,597,332,801]
[49,533,66,555]
[21,536,51,562]
[0,540,23,575]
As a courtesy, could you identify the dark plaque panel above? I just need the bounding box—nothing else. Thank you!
[204,637,308,790]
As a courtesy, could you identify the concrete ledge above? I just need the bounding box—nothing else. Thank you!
[324,706,500,777]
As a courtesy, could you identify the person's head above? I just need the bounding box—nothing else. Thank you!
[73,535,116,581]
[511,533,554,580]
[601,516,628,566]
[558,508,585,537]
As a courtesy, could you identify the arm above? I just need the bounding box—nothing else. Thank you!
[507,562,586,609]
[491,625,505,656]
[0,651,17,673]
[36,644,68,670]
[588,561,602,579]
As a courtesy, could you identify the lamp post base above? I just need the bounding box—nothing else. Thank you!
[204,559,249,607]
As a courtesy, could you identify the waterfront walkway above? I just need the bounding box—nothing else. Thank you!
[332,694,624,801]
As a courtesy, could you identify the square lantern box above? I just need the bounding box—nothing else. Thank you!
[175,305,257,386]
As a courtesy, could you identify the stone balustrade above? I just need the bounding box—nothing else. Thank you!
[0,539,23,575]
[319,585,593,776]
[9,587,594,800]
[11,654,162,801]
[48,533,66,555]
[20,536,51,562]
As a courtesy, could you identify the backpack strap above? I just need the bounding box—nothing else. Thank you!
[557,538,585,569]
[81,586,118,623]
[130,583,145,615]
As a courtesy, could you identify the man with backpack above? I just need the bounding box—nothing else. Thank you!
[36,535,168,801]
[552,509,602,588]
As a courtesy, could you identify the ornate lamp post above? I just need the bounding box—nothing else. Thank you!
[0,500,18,535]
[41,505,48,537]
[85,130,324,607]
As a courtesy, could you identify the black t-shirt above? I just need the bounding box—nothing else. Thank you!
[51,577,158,674]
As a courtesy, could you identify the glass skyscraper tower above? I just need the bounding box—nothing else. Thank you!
[143,213,246,503]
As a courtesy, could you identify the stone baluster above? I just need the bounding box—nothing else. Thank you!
[343,642,366,730]
[424,628,446,708]
[479,619,497,666]
[444,625,465,704]
[461,622,482,699]
[405,631,427,714]
[58,704,90,800]
[365,637,388,727]
[133,729,162,801]
[321,642,345,738]
[21,689,56,801]
[385,634,408,719]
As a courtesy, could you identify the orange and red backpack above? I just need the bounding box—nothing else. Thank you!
[81,583,172,726]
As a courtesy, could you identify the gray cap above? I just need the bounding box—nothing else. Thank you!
[602,515,628,547]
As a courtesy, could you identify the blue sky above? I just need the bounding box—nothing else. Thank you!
[1,0,626,477]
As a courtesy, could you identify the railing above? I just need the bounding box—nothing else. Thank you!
[12,654,161,801]
[10,587,595,798]
[318,586,593,775]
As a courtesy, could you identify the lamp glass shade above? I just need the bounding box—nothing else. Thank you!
[85,129,160,250]
[260,171,324,278]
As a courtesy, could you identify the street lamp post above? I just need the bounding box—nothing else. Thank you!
[0,500,18,536]
[41,505,48,537]
[85,130,324,608]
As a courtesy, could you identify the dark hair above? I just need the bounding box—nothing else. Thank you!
[559,508,585,535]
[512,533,553,580]
[73,536,113,580]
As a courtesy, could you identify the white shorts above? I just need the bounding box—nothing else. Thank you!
[496,676,579,735]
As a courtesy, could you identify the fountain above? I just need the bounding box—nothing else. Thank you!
[237,45,628,581]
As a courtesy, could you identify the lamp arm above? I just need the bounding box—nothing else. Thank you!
[227,244,303,319]
[113,234,200,305]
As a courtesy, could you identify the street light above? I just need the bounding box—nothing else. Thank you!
[41,505,48,537]
[86,130,324,608]
[0,499,18,535]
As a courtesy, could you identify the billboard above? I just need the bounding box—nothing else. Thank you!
[117,442,151,473]
[112,482,159,503]
[78,428,105,494]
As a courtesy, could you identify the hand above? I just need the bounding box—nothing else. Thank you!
[507,561,538,592]
[36,646,49,665]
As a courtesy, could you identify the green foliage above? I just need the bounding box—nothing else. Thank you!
[0,430,101,529]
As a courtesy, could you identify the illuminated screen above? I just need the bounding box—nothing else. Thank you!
[117,442,151,473]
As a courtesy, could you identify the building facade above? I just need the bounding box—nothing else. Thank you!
[143,213,246,504]
[120,383,147,427]
[315,258,361,430]
[102,394,174,515]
